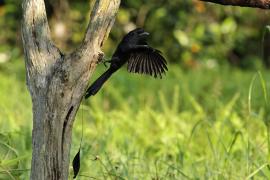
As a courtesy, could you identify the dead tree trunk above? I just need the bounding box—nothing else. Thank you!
[21,0,120,179]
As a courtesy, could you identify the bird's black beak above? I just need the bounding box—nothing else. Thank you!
[139,32,150,38]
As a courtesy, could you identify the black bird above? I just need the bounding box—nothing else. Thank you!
[85,28,168,98]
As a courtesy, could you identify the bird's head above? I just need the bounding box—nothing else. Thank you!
[123,28,150,44]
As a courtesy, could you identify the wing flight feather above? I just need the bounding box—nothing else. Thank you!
[127,49,167,78]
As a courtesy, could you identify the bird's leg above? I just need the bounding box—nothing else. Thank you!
[97,57,112,68]
[129,45,155,52]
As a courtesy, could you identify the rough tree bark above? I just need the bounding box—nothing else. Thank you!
[21,0,120,179]
[200,0,270,9]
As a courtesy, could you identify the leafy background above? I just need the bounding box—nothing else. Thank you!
[0,0,270,179]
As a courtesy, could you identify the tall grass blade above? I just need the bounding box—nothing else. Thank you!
[245,163,269,180]
[258,71,269,108]
[248,74,257,115]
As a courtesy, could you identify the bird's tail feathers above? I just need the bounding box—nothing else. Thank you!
[85,68,114,98]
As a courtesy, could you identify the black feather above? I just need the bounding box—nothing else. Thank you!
[148,54,155,76]
[145,53,151,75]
[127,49,167,78]
[152,57,162,78]
[72,149,80,179]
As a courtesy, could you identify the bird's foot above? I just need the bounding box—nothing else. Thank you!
[97,53,111,68]
[98,58,111,68]
[97,52,105,63]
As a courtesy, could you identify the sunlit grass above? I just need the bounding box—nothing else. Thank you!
[0,60,269,179]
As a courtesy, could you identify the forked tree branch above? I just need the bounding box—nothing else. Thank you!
[67,0,121,84]
[74,0,120,60]
[200,0,270,9]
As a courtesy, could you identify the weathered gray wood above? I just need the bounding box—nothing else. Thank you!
[21,0,120,179]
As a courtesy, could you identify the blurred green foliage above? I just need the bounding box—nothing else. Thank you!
[0,59,270,179]
[0,0,269,68]
[114,1,269,68]
[1,0,270,179]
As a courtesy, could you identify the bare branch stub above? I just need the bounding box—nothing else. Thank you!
[200,0,270,9]
[76,0,120,58]
[66,0,121,85]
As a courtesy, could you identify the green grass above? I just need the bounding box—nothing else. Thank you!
[0,59,269,179]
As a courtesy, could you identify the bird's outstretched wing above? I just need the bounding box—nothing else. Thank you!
[127,49,168,78]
